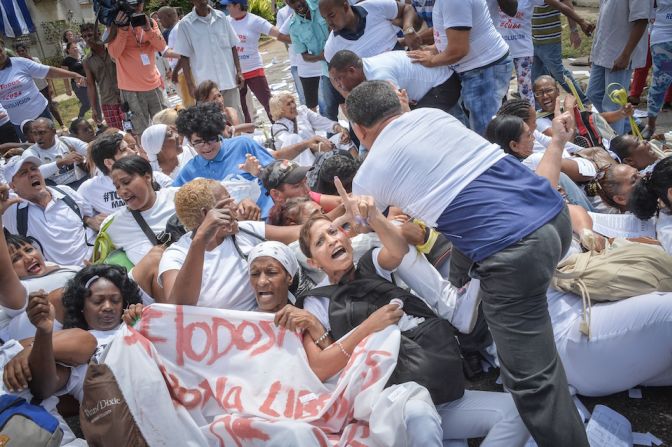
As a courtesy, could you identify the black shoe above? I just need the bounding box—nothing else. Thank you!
[462,352,483,379]
[662,102,672,111]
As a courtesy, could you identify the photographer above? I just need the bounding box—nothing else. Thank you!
[108,1,168,135]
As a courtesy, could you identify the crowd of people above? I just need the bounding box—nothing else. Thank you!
[0,0,672,445]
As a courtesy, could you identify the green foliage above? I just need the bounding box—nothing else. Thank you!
[249,0,275,24]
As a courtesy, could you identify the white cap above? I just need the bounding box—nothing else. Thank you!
[3,153,42,182]
[140,124,168,162]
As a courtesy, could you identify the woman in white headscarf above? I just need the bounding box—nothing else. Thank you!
[140,124,195,179]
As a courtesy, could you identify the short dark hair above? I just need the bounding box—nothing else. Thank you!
[299,214,332,258]
[91,132,123,175]
[111,154,161,191]
[610,135,637,162]
[5,233,36,252]
[69,117,90,136]
[13,43,27,52]
[328,49,362,72]
[315,154,359,195]
[629,156,672,220]
[62,264,142,330]
[485,115,526,158]
[80,23,96,33]
[176,102,226,141]
[345,80,401,128]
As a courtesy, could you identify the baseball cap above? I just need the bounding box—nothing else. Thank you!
[3,153,41,182]
[219,0,248,6]
[259,159,311,192]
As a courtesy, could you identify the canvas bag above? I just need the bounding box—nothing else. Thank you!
[0,395,63,447]
[79,361,148,447]
[553,240,672,338]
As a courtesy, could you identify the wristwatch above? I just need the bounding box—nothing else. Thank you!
[404,26,415,35]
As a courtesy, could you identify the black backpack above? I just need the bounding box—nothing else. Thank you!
[297,250,465,405]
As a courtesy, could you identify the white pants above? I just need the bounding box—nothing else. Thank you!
[405,391,530,447]
[558,292,672,396]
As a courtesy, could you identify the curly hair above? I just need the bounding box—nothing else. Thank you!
[629,157,672,220]
[268,196,311,226]
[314,154,360,195]
[269,92,295,121]
[62,264,142,330]
[176,102,226,141]
[175,178,229,231]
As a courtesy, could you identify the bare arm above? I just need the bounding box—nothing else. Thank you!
[264,224,301,245]
[407,28,469,67]
[301,52,325,63]
[47,67,83,80]
[536,98,576,189]
[83,61,100,122]
[544,0,594,35]
[613,20,648,70]
[180,56,196,97]
[0,190,26,311]
[303,304,402,381]
[269,27,292,44]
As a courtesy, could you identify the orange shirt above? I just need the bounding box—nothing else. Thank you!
[108,22,166,92]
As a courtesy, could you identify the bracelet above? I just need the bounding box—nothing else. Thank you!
[335,341,351,359]
[313,331,329,346]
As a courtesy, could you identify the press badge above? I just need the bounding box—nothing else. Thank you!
[140,53,150,65]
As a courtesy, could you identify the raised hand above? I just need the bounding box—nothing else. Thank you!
[0,184,22,215]
[27,290,55,334]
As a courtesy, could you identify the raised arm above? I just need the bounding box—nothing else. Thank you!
[536,97,576,189]
[0,185,26,311]
[26,294,96,399]
[165,199,236,305]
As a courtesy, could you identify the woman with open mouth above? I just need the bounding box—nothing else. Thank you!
[0,215,80,342]
[295,187,530,446]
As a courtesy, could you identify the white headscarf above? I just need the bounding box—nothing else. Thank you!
[248,241,299,279]
[140,124,168,163]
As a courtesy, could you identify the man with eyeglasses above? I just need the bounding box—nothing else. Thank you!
[172,103,276,218]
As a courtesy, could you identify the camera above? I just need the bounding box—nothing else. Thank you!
[93,0,143,27]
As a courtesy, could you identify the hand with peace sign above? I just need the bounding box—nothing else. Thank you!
[333,176,380,234]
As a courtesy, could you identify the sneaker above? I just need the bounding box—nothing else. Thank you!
[450,279,481,334]
[641,126,655,140]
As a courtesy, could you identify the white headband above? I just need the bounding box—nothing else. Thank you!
[248,241,299,279]
[84,275,101,289]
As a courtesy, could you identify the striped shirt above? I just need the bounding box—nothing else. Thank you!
[532,3,562,45]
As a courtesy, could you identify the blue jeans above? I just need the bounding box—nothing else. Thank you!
[458,56,513,136]
[290,65,306,106]
[647,41,672,118]
[533,42,589,105]
[318,75,340,122]
[586,64,632,134]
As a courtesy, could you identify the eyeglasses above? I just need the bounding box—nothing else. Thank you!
[533,88,557,98]
[191,136,220,148]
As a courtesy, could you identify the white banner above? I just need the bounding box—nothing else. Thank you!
[103,304,433,446]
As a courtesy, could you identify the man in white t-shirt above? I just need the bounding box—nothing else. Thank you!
[224,0,291,123]
[344,81,589,446]
[320,0,421,62]
[328,49,460,112]
[407,0,512,136]
[173,0,244,120]
[23,118,89,190]
[1,153,97,266]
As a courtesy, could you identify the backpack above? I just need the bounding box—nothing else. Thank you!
[553,240,672,338]
[79,362,148,447]
[572,109,617,149]
[16,185,93,250]
[297,250,465,405]
[0,395,63,447]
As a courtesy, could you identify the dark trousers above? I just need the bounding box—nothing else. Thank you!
[413,73,462,113]
[240,75,272,123]
[447,206,589,447]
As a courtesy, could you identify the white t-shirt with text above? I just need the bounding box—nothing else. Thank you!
[99,187,178,265]
[0,57,49,125]
[228,13,273,74]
